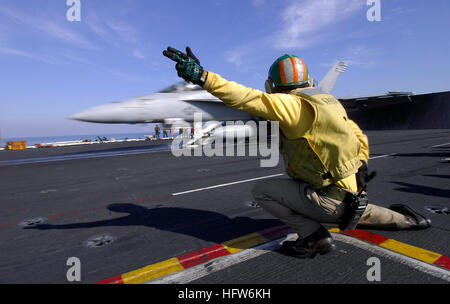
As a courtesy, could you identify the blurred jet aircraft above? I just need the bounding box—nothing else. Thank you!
[71,61,414,140]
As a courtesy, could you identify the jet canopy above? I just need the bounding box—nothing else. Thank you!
[158,81,204,93]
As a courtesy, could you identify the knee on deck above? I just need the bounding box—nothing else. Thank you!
[251,180,269,199]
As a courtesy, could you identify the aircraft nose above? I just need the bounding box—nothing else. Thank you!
[70,102,147,123]
[70,111,86,121]
[70,104,122,123]
[70,108,101,122]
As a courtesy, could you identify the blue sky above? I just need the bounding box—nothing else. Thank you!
[0,0,449,138]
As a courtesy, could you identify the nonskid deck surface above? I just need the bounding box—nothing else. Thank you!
[0,129,449,283]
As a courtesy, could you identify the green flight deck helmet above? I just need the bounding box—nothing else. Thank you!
[265,54,312,93]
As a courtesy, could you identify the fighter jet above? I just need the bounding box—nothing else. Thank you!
[71,81,253,125]
[70,61,415,139]
[71,61,345,125]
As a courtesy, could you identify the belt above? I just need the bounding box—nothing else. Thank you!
[316,184,348,201]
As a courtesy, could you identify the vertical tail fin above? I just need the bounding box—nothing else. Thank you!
[318,61,347,94]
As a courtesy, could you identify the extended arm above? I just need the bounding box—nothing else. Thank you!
[203,72,311,131]
[163,46,312,134]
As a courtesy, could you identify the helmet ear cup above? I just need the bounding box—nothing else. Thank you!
[265,78,275,93]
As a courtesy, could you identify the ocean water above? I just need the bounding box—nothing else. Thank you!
[1,132,166,146]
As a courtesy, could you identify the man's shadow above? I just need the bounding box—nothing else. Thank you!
[24,203,283,244]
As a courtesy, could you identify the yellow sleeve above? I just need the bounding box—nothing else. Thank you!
[203,72,309,132]
[347,119,369,163]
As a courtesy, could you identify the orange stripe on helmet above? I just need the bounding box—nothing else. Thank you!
[279,60,286,84]
[290,57,298,83]
[300,58,307,82]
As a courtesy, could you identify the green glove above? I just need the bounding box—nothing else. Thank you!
[163,46,207,86]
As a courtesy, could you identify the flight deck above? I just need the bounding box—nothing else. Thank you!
[0,129,449,284]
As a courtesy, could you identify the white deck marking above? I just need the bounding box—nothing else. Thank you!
[170,153,396,197]
[431,142,450,148]
[369,153,397,160]
[147,233,450,284]
[146,234,297,284]
[332,233,450,282]
[0,145,172,166]
[172,173,285,196]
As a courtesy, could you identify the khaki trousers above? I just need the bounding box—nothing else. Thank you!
[252,177,408,238]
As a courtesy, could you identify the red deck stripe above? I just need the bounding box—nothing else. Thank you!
[433,255,450,270]
[1,194,173,228]
[178,244,231,269]
[0,221,20,228]
[92,227,450,284]
[94,275,124,284]
[48,206,106,219]
[342,229,389,245]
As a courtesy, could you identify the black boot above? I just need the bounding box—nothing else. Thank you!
[279,226,336,259]
[389,204,431,230]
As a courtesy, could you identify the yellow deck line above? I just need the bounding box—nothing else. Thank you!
[222,232,269,254]
[379,239,443,264]
[121,258,184,284]
[104,228,448,284]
